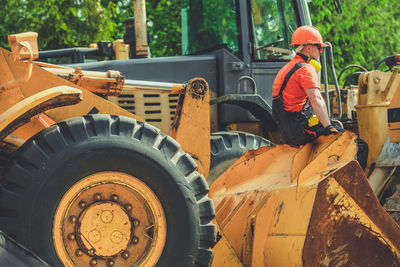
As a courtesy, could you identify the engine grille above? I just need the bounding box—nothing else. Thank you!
[109,89,179,134]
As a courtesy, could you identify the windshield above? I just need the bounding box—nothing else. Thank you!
[251,0,300,60]
[181,0,240,55]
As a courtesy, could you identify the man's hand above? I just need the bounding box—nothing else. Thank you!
[324,124,344,135]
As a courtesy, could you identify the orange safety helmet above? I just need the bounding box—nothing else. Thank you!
[290,25,329,47]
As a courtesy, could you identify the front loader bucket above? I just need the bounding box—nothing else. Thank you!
[210,131,400,266]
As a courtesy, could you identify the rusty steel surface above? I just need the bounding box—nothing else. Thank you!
[171,78,211,178]
[304,161,400,266]
[53,172,166,267]
[210,131,400,266]
[385,185,400,225]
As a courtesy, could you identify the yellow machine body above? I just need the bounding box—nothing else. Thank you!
[1,32,400,266]
[210,132,400,266]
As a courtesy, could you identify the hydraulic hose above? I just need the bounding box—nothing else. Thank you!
[320,47,330,117]
[325,42,342,119]
[342,71,363,89]
[337,65,368,88]
[375,54,400,70]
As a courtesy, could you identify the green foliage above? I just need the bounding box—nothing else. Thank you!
[0,0,398,64]
[309,0,400,81]
[0,0,123,50]
[181,0,238,55]
[0,0,180,57]
[146,0,181,57]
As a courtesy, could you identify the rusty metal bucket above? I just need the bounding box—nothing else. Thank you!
[210,131,400,266]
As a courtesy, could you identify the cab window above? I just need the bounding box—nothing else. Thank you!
[251,0,299,61]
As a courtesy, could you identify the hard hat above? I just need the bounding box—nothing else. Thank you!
[290,26,329,47]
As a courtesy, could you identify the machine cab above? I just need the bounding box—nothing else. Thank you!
[181,0,312,135]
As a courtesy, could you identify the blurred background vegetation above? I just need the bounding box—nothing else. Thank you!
[309,0,400,72]
[0,0,182,57]
[0,0,398,79]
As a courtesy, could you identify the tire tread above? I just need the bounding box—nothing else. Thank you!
[0,114,216,267]
[209,131,273,184]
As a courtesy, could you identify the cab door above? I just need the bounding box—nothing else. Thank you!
[247,0,310,109]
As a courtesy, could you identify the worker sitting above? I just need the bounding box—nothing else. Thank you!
[271,25,368,169]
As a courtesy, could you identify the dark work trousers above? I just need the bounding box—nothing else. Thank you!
[356,138,368,170]
[272,98,325,146]
[272,98,369,170]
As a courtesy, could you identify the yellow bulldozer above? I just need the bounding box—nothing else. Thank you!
[0,32,215,266]
[0,28,400,267]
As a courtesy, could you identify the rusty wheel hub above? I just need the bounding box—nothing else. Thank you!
[53,172,166,266]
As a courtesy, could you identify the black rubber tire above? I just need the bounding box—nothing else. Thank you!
[209,131,273,184]
[0,114,216,266]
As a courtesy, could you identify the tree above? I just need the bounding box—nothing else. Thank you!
[146,0,181,57]
[0,0,181,57]
[309,0,400,77]
[0,0,122,50]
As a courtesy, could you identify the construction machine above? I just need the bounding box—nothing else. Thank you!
[209,63,400,266]
[1,1,400,267]
[40,0,312,141]
[0,32,216,266]
[1,30,400,266]
[50,0,400,208]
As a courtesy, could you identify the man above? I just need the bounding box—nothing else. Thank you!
[272,25,368,168]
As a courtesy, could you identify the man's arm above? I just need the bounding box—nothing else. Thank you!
[305,87,332,128]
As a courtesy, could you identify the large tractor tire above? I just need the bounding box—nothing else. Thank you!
[0,114,215,266]
[208,131,272,184]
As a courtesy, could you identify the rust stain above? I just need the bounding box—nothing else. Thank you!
[303,162,400,266]
[273,201,284,227]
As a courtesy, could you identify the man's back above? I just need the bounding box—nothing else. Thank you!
[272,54,319,113]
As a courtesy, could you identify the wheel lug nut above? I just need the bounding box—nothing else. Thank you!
[125,204,132,211]
[94,193,102,201]
[89,248,96,255]
[111,194,119,202]
[132,236,139,244]
[76,249,83,257]
[78,201,86,208]
[67,233,75,240]
[69,216,77,223]
[90,259,97,266]
[122,250,129,259]
[133,219,140,226]
[107,259,115,266]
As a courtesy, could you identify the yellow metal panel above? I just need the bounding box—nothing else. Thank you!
[251,187,317,266]
[112,39,129,60]
[0,86,81,140]
[171,78,210,178]
[0,86,81,132]
[211,131,400,265]
[356,70,400,170]
[220,193,262,260]
[211,221,243,267]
